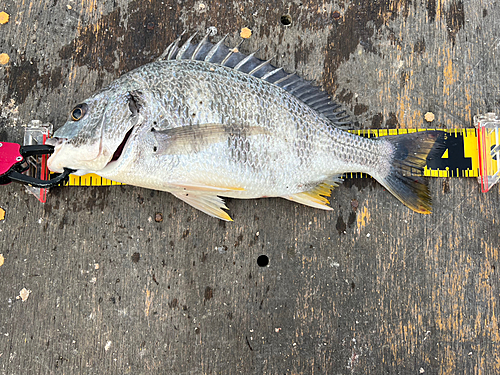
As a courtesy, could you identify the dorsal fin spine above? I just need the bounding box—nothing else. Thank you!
[281,77,301,90]
[162,31,186,60]
[157,42,174,61]
[315,103,335,112]
[295,87,317,99]
[273,73,296,86]
[288,81,309,94]
[221,40,244,66]
[260,67,283,80]
[234,50,259,71]
[306,96,330,107]
[167,44,179,60]
[176,32,198,60]
[204,35,228,62]
[248,58,273,76]
[191,32,210,60]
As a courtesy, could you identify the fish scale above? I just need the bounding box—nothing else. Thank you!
[46,31,442,220]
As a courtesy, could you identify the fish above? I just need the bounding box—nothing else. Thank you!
[46,30,442,221]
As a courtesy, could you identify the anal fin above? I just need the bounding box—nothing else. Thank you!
[284,178,342,210]
[172,192,233,221]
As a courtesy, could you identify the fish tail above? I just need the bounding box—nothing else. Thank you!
[373,130,443,214]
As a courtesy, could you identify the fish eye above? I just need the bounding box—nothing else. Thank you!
[71,103,88,121]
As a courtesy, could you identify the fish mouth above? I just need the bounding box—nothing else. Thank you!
[45,137,67,148]
[45,137,70,173]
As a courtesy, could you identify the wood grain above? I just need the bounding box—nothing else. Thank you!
[1,0,499,374]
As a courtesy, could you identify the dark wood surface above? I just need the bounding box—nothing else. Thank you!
[1,1,499,374]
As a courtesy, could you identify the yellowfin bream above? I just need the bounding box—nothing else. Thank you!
[47,31,442,220]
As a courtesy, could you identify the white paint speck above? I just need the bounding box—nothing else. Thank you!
[18,288,31,302]
[206,26,217,36]
[105,341,112,351]
[215,246,226,253]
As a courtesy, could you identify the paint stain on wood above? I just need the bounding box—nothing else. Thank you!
[324,0,435,89]
[204,286,213,301]
[3,58,63,104]
[356,205,370,231]
[144,289,153,316]
[445,1,465,43]
[336,214,347,235]
[131,252,140,263]
[169,298,178,309]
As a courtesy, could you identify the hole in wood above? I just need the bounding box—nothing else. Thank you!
[257,255,269,267]
[280,14,292,26]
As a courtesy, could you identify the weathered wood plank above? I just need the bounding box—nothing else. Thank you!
[1,0,499,374]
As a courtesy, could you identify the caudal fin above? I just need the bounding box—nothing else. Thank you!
[374,131,443,214]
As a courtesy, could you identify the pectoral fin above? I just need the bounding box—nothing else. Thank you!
[172,191,233,221]
[153,123,268,155]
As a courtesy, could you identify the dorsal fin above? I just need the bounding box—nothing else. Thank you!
[159,30,351,128]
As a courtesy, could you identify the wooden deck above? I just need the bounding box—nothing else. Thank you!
[1,0,499,373]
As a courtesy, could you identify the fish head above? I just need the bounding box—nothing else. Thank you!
[47,88,145,175]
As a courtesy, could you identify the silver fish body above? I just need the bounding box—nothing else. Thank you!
[47,33,440,220]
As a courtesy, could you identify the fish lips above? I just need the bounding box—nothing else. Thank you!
[46,137,108,175]
[45,137,69,173]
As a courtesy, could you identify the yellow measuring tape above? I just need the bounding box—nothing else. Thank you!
[66,174,124,186]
